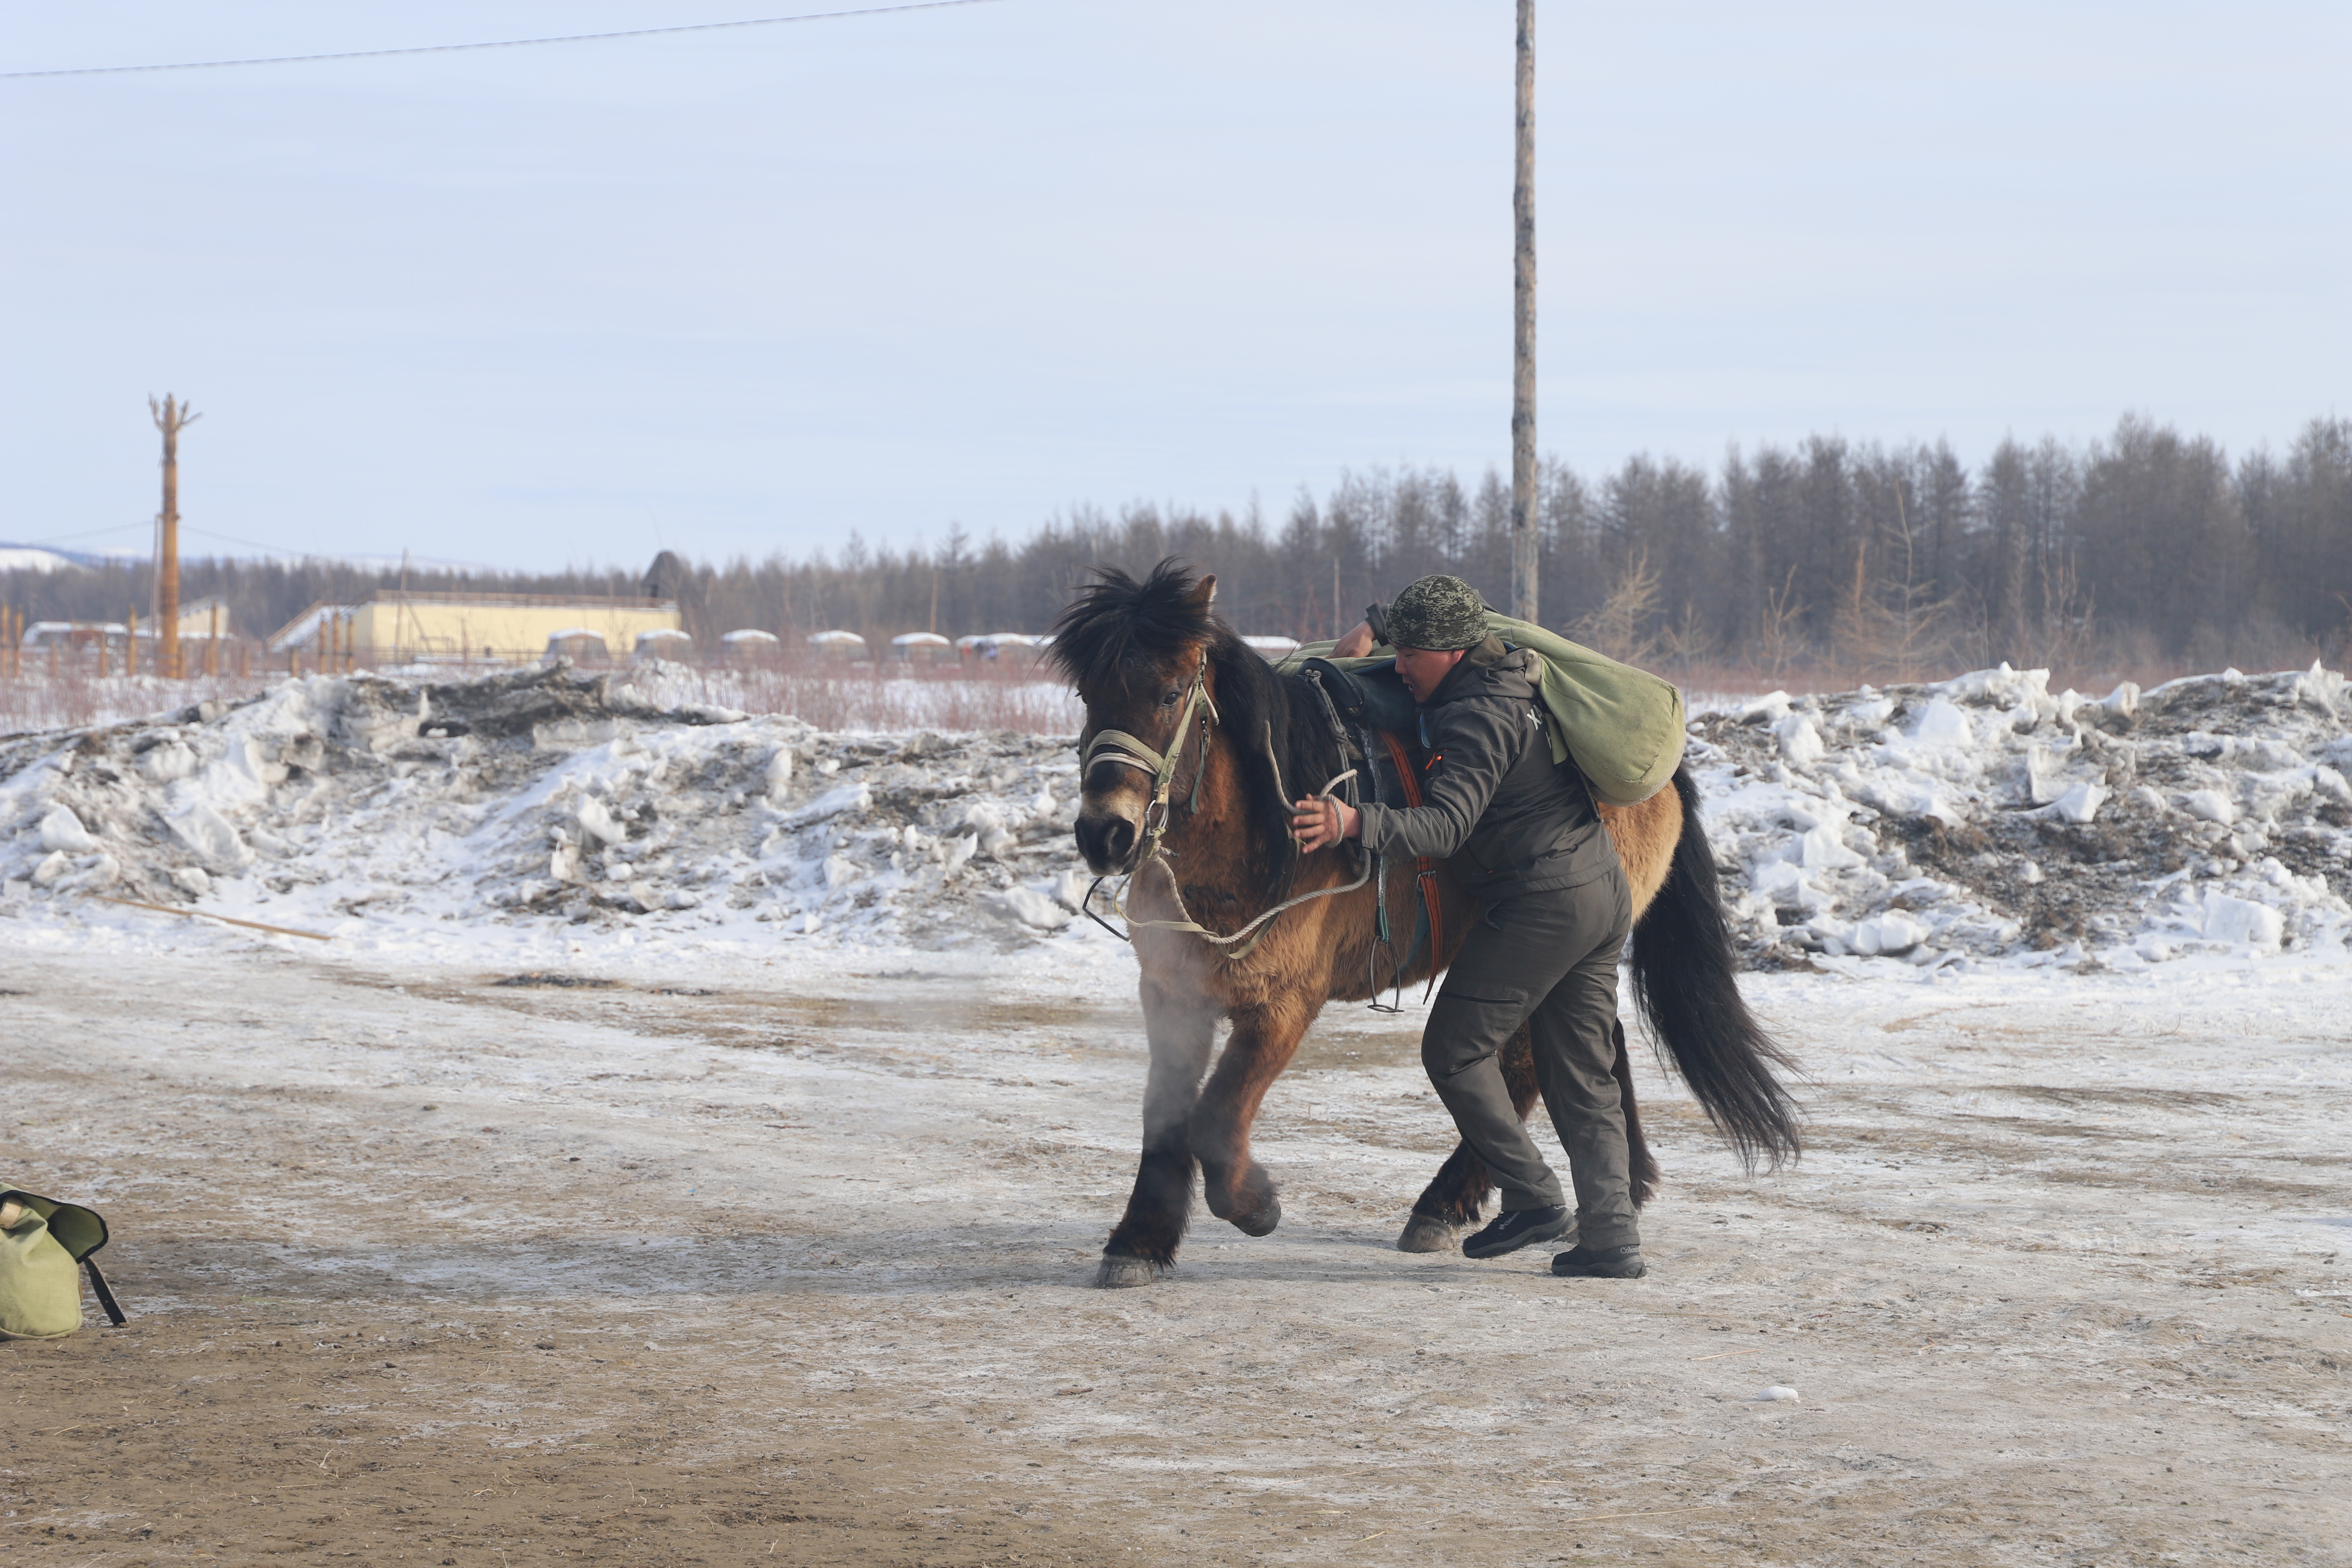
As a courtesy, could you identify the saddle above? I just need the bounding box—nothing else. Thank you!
[1298,659,1444,1007]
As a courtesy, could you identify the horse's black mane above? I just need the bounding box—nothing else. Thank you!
[1051,558,1342,892]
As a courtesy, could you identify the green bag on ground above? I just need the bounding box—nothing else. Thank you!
[0,1188,125,1340]
[1282,612,1687,806]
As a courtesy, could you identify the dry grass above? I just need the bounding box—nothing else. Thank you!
[8,637,2341,741]
[0,656,1084,738]
[0,667,276,737]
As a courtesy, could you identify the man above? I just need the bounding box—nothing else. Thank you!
[1291,575,1646,1279]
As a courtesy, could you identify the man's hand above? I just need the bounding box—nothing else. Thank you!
[1332,620,1378,658]
[1291,795,1360,852]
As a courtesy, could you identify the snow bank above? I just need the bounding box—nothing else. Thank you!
[3,659,2347,975]
[0,666,1096,955]
[1692,662,2352,971]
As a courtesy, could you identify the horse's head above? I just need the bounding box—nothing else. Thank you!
[1050,561,1227,875]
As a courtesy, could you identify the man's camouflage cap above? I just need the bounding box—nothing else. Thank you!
[1385,574,1489,651]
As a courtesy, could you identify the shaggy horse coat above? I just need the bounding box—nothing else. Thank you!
[1054,562,1799,1286]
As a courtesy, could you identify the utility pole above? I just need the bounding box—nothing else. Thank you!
[1510,0,1539,624]
[151,395,201,678]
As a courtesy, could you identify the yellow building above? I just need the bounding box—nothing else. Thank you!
[172,595,236,643]
[268,591,681,666]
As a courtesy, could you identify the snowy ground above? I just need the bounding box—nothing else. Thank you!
[2,663,2349,1562]
[2,931,2347,1565]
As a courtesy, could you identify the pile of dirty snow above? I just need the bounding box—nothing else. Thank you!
[1691,662,2352,970]
[4,660,2349,974]
[0,666,1096,952]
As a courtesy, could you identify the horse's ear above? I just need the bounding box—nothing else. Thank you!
[1188,574,1218,610]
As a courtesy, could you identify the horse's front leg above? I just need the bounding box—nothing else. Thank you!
[1190,995,1316,1237]
[1096,978,1220,1288]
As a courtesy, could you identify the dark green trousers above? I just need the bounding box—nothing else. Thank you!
[1422,865,1638,1250]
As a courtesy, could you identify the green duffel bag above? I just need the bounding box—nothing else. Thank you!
[1282,611,1687,806]
[1,1188,126,1340]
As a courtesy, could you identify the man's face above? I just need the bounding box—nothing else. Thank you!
[1393,645,1467,703]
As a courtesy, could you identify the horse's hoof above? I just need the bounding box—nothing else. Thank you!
[1093,1253,1162,1289]
[1228,1196,1282,1237]
[1396,1211,1461,1254]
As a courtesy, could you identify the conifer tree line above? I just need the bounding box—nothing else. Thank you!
[6,413,2348,682]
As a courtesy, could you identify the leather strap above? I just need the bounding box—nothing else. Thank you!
[1374,729,1444,993]
[84,1259,126,1326]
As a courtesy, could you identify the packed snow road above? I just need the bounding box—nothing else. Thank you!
[2,931,2346,1566]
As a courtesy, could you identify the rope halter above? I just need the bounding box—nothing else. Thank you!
[1078,652,1368,960]
[1078,651,1219,869]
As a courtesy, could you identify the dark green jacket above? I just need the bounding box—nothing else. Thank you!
[1354,637,1619,897]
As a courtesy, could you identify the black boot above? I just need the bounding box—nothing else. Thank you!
[1461,1205,1571,1259]
[1550,1243,1647,1279]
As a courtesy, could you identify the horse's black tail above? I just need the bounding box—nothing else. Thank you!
[1628,766,1803,1171]
[1610,1020,1662,1205]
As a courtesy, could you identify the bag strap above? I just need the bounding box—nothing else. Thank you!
[83,1259,126,1327]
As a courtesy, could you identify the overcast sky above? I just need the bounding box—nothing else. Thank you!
[3,0,2345,573]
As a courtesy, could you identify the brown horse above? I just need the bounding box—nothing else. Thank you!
[1052,561,1799,1288]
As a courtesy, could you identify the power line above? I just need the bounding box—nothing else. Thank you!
[182,525,382,560]
[0,0,1000,82]
[16,520,153,547]
[185,530,514,574]
[6,521,505,573]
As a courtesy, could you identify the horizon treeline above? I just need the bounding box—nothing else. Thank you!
[7,413,2349,684]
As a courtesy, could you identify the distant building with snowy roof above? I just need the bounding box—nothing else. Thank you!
[268,591,680,665]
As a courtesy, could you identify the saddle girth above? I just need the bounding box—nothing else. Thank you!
[1373,727,1444,1004]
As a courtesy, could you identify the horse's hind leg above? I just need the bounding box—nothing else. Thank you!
[1397,1023,1540,1252]
[1098,979,1218,1288]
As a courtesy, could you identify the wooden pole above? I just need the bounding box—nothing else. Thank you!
[127,611,139,677]
[1510,0,1540,624]
[90,893,334,942]
[207,602,220,677]
[150,395,200,678]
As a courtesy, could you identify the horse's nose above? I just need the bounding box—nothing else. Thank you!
[1074,808,1136,874]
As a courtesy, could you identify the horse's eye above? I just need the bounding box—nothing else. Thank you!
[1159,689,1180,708]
